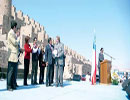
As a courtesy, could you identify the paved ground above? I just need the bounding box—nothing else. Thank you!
[0,79,129,100]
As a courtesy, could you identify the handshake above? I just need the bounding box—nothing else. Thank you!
[53,49,58,57]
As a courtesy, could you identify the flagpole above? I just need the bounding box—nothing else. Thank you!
[94,29,97,85]
[91,28,97,85]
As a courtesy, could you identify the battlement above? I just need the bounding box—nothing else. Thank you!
[17,10,24,21]
[40,25,44,32]
[10,5,87,62]
[38,30,45,42]
[0,3,91,80]
[1,5,86,63]
[11,6,17,20]
[30,19,35,24]
[24,15,31,25]
[0,0,12,17]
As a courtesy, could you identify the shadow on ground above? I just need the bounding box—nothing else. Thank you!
[0,85,40,92]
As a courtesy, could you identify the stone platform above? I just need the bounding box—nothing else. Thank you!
[0,80,129,100]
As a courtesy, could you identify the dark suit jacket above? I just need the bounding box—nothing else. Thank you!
[63,55,66,67]
[98,53,104,68]
[39,50,46,67]
[45,44,54,65]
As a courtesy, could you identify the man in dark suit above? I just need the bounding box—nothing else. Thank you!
[45,38,54,87]
[51,56,55,84]
[98,48,104,83]
[31,37,39,85]
[39,45,46,84]
[63,54,66,72]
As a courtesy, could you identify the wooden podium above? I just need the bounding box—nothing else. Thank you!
[100,60,112,84]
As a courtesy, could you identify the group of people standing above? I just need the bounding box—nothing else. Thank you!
[45,37,65,87]
[7,20,65,91]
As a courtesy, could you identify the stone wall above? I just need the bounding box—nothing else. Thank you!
[0,0,91,79]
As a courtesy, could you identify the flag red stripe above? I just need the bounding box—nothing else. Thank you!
[92,50,96,85]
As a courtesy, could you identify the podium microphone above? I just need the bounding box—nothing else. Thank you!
[104,52,115,61]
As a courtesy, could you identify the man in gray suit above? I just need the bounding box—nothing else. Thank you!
[54,36,64,87]
[98,48,104,83]
[45,38,54,87]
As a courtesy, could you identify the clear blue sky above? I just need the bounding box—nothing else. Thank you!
[12,0,130,69]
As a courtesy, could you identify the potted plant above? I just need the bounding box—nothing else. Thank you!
[111,72,119,85]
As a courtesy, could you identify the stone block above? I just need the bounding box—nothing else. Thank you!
[17,10,24,20]
[24,15,30,25]
[38,31,45,42]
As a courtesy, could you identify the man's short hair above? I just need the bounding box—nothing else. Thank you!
[48,37,52,43]
[11,20,17,29]
[100,48,103,51]
[16,28,20,33]
[17,27,20,30]
[33,37,37,41]
[56,36,60,42]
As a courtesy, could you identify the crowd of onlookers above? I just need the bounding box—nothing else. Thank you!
[7,20,66,91]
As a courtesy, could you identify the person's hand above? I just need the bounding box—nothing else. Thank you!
[20,48,24,53]
[17,36,21,42]
[16,31,20,37]
[29,44,31,48]
[21,48,25,52]
[38,44,40,48]
[46,62,48,66]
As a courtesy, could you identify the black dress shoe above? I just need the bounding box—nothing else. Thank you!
[39,82,42,84]
[51,81,54,84]
[13,87,16,90]
[34,82,38,85]
[7,88,13,91]
[12,86,16,90]
[49,84,53,87]
[39,81,44,84]
[55,84,58,87]
[24,84,28,86]
[60,85,63,87]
